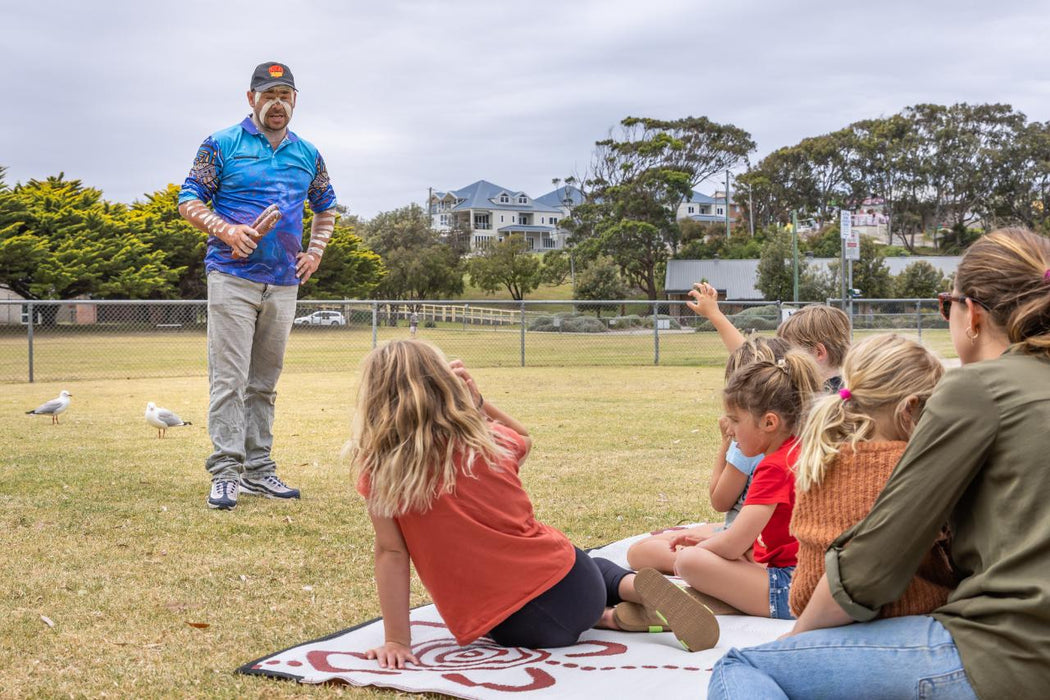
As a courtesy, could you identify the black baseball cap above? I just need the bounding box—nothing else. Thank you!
[250,62,296,91]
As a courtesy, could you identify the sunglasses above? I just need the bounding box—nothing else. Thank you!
[937,292,989,321]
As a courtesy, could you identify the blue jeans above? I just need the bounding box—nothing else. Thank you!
[767,566,795,620]
[709,615,977,699]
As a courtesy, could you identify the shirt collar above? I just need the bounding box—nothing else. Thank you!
[240,115,299,143]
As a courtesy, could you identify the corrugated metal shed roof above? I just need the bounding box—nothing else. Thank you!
[666,256,962,300]
[665,259,763,299]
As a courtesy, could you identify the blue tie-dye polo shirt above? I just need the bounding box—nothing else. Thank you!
[178,116,338,286]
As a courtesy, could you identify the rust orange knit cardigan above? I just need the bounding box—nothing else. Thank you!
[789,441,956,618]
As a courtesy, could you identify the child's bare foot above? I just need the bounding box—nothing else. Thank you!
[595,607,620,629]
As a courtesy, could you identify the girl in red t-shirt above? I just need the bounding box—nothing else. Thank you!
[352,340,718,669]
[668,351,822,619]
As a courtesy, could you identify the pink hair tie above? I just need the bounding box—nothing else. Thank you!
[839,388,852,401]
[1044,269,1050,282]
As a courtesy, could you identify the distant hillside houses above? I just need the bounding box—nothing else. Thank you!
[665,256,961,302]
[430,181,749,253]
[675,190,743,224]
[429,180,583,253]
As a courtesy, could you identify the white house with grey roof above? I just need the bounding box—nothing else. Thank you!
[676,190,741,224]
[430,180,582,253]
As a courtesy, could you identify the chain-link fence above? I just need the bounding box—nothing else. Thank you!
[0,298,952,383]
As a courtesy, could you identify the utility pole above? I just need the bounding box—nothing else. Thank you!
[748,182,755,237]
[725,169,731,239]
[791,210,800,303]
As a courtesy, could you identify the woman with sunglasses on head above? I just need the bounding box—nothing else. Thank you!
[709,228,1050,700]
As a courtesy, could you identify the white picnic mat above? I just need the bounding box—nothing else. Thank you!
[238,532,792,698]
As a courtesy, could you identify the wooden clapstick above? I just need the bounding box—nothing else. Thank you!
[231,204,282,258]
[250,204,282,238]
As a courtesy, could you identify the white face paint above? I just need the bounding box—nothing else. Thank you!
[253,89,295,131]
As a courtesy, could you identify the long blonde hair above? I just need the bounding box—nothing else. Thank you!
[350,340,506,517]
[794,333,943,492]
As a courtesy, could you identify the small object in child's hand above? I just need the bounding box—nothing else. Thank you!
[250,204,282,238]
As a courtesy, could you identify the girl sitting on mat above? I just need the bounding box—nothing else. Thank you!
[626,337,790,574]
[709,227,1050,699]
[666,351,821,619]
[353,340,718,668]
[789,333,955,618]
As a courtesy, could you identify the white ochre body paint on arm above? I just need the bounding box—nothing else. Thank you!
[307,210,336,257]
[182,199,232,237]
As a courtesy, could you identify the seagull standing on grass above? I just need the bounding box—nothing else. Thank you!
[145,402,192,438]
[26,390,72,424]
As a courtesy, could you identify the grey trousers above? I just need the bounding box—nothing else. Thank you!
[205,271,298,480]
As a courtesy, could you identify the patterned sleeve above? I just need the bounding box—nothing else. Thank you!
[307,152,338,213]
[178,137,223,205]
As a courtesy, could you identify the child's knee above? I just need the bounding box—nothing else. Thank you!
[673,546,712,578]
[625,539,653,569]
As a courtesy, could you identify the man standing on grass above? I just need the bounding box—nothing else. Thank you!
[178,61,338,510]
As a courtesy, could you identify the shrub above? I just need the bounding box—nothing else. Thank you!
[642,314,682,330]
[608,314,646,329]
[694,305,780,333]
[528,313,608,333]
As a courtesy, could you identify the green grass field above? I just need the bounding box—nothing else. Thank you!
[3,364,728,697]
[2,329,959,696]
[0,326,957,384]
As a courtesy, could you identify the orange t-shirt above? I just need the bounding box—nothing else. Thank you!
[357,422,576,645]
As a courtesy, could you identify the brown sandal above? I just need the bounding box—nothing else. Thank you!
[612,601,670,632]
[634,568,720,651]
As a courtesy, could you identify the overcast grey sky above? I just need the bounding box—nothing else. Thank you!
[5,0,1050,218]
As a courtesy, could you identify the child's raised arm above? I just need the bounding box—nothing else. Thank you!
[687,282,745,353]
[365,513,420,669]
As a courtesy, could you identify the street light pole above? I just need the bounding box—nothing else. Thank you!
[748,183,755,237]
[725,169,731,239]
[791,210,799,303]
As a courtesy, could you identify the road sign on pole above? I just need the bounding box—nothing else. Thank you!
[845,230,861,261]
[840,210,852,240]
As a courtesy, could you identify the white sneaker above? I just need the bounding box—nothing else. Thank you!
[207,479,239,510]
[239,474,300,499]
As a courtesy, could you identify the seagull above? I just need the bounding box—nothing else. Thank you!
[26,390,72,424]
[145,402,192,438]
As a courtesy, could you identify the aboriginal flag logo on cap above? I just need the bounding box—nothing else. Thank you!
[268,65,284,79]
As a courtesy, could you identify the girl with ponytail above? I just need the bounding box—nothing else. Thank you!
[710,228,1050,699]
[789,333,953,618]
[655,350,822,620]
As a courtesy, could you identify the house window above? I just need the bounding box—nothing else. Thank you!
[500,215,504,222]
[550,216,558,225]
[518,196,528,204]
[499,194,509,203]
[540,217,545,224]
[439,214,450,226]
[688,206,695,214]
[474,214,490,230]
[518,214,528,225]
[717,208,724,215]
